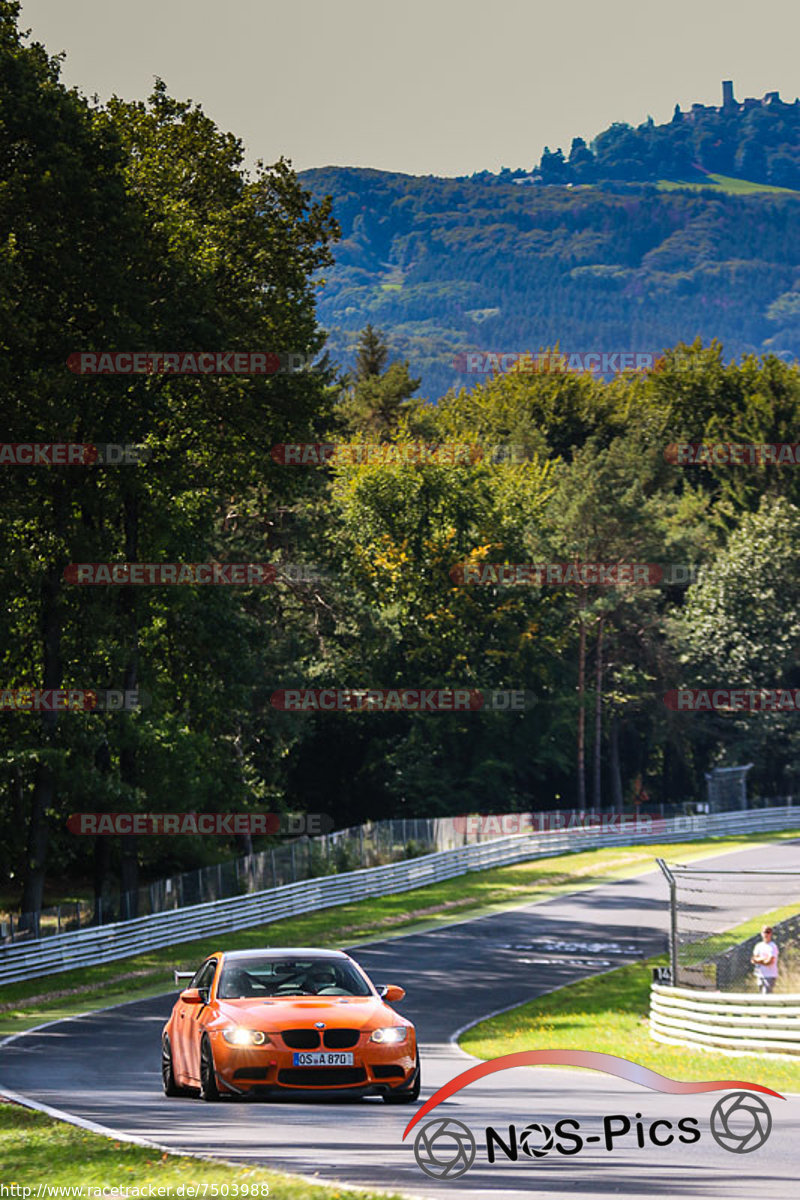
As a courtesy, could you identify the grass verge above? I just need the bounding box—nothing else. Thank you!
[2,830,799,1041]
[0,1100,403,1196]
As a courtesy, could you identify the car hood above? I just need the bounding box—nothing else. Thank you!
[214,995,403,1030]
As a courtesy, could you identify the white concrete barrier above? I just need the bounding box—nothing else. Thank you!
[651,982,800,1056]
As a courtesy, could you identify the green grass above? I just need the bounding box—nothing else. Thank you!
[3,830,798,1040]
[460,907,800,1094]
[657,173,798,195]
[0,1100,403,1197]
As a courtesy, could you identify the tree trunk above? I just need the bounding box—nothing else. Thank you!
[610,714,624,813]
[577,602,587,808]
[593,616,605,810]
[118,490,140,918]
[20,556,63,924]
[93,739,112,924]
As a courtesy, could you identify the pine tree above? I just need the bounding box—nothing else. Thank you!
[355,324,389,381]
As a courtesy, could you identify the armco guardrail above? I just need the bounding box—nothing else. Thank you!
[650,983,800,1056]
[1,806,798,986]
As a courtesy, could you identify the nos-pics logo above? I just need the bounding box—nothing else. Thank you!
[403,1051,782,1181]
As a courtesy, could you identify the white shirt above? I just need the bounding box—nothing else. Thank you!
[752,939,778,979]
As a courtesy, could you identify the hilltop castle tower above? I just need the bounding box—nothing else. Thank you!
[722,80,735,109]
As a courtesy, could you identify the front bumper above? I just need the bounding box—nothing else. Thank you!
[211,1037,416,1096]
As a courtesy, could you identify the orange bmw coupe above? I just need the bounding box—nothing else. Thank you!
[161,948,420,1102]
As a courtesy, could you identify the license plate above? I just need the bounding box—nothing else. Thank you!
[292,1051,354,1067]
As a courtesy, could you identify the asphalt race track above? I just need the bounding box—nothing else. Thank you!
[3,839,800,1199]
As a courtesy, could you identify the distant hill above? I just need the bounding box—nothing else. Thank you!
[530,81,800,188]
[300,86,800,400]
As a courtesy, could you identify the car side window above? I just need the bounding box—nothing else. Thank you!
[190,959,217,997]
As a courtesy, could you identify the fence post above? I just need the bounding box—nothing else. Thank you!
[291,842,297,883]
[656,858,678,985]
[271,849,277,889]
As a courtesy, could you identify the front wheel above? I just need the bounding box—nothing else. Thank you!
[199,1036,221,1101]
[383,1051,421,1104]
[162,1035,188,1097]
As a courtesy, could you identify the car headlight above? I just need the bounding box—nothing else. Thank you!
[369,1026,408,1044]
[222,1027,269,1047]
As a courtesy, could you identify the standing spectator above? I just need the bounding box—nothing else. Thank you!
[751,926,779,994]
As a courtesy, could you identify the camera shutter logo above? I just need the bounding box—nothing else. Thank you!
[413,1118,477,1179]
[710,1092,772,1153]
[519,1122,554,1158]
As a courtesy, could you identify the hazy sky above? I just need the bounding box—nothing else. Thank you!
[19,0,800,177]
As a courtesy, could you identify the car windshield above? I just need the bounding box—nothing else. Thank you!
[217,957,373,999]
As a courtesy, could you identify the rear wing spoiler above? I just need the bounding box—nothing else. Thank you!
[174,970,194,988]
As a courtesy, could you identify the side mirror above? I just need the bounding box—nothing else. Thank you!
[180,987,205,1004]
[379,985,406,1003]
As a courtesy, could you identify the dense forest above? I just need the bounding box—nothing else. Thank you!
[1,2,799,916]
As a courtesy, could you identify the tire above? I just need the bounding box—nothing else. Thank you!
[199,1035,221,1102]
[161,1035,188,1097]
[383,1051,421,1104]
